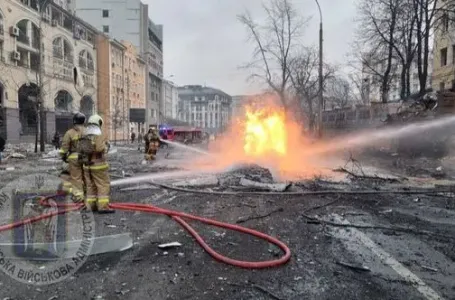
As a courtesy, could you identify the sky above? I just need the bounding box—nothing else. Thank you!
[146,0,357,96]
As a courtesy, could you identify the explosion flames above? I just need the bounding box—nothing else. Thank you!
[243,107,287,157]
[189,100,329,180]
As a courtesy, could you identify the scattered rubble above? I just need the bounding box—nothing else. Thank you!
[173,176,219,187]
[219,164,274,186]
[10,153,26,159]
[239,178,290,192]
[158,242,182,249]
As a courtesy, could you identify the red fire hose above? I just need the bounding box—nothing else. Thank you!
[0,194,291,269]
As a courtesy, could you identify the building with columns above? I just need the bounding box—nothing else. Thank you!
[0,0,98,143]
[177,85,232,134]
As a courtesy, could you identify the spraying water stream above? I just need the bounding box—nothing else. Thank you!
[163,139,211,155]
[307,115,455,156]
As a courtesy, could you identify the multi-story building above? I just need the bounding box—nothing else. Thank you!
[122,41,146,135]
[69,0,163,127]
[162,79,179,120]
[96,35,127,141]
[432,7,455,91]
[96,37,146,141]
[177,85,232,134]
[0,0,98,143]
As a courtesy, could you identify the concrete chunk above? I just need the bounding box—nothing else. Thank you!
[172,176,219,187]
[239,178,290,192]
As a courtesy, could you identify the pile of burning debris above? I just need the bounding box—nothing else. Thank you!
[170,164,291,192]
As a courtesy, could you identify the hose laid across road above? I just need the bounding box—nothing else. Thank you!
[0,193,291,270]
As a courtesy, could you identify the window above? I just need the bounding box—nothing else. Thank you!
[102,10,109,18]
[441,47,448,66]
[103,25,109,33]
[440,81,445,91]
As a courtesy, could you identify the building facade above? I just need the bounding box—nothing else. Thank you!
[177,85,232,134]
[69,0,163,127]
[0,0,98,143]
[162,79,179,120]
[122,41,146,135]
[432,7,455,91]
[96,35,127,141]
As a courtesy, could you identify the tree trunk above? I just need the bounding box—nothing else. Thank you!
[400,65,407,99]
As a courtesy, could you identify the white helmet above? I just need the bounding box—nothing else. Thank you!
[88,114,103,127]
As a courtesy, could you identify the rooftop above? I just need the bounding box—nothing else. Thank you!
[178,85,231,99]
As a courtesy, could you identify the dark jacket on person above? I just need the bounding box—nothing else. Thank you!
[0,136,5,152]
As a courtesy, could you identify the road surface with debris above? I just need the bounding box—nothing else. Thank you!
[0,144,454,300]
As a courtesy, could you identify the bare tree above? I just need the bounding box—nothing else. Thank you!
[325,76,354,109]
[356,0,401,103]
[288,46,335,129]
[238,0,306,112]
[412,0,455,94]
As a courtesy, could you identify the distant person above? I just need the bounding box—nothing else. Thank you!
[52,132,61,150]
[131,131,136,144]
[137,132,143,151]
[0,135,5,164]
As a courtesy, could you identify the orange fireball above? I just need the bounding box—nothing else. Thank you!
[243,106,287,157]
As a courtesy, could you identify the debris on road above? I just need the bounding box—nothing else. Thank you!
[239,178,290,192]
[173,176,219,187]
[336,261,371,272]
[420,265,439,273]
[158,242,182,249]
[10,153,26,159]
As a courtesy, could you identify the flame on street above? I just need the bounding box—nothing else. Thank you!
[189,100,334,180]
[243,107,287,157]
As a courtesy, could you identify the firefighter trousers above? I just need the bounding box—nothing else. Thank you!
[83,162,110,210]
[62,157,85,202]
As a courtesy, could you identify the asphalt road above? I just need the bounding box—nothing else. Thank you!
[0,146,454,300]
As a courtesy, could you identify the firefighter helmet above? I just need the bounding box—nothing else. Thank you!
[88,114,103,127]
[73,112,86,125]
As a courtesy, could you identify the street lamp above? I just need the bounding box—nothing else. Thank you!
[314,0,324,138]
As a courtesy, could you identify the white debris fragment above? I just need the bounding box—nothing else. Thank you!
[108,147,118,155]
[239,178,290,192]
[43,149,60,158]
[172,176,219,187]
[158,242,182,249]
[10,153,26,159]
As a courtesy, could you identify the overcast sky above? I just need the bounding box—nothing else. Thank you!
[146,0,357,96]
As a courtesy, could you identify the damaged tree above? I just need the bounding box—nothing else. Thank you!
[238,0,306,113]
